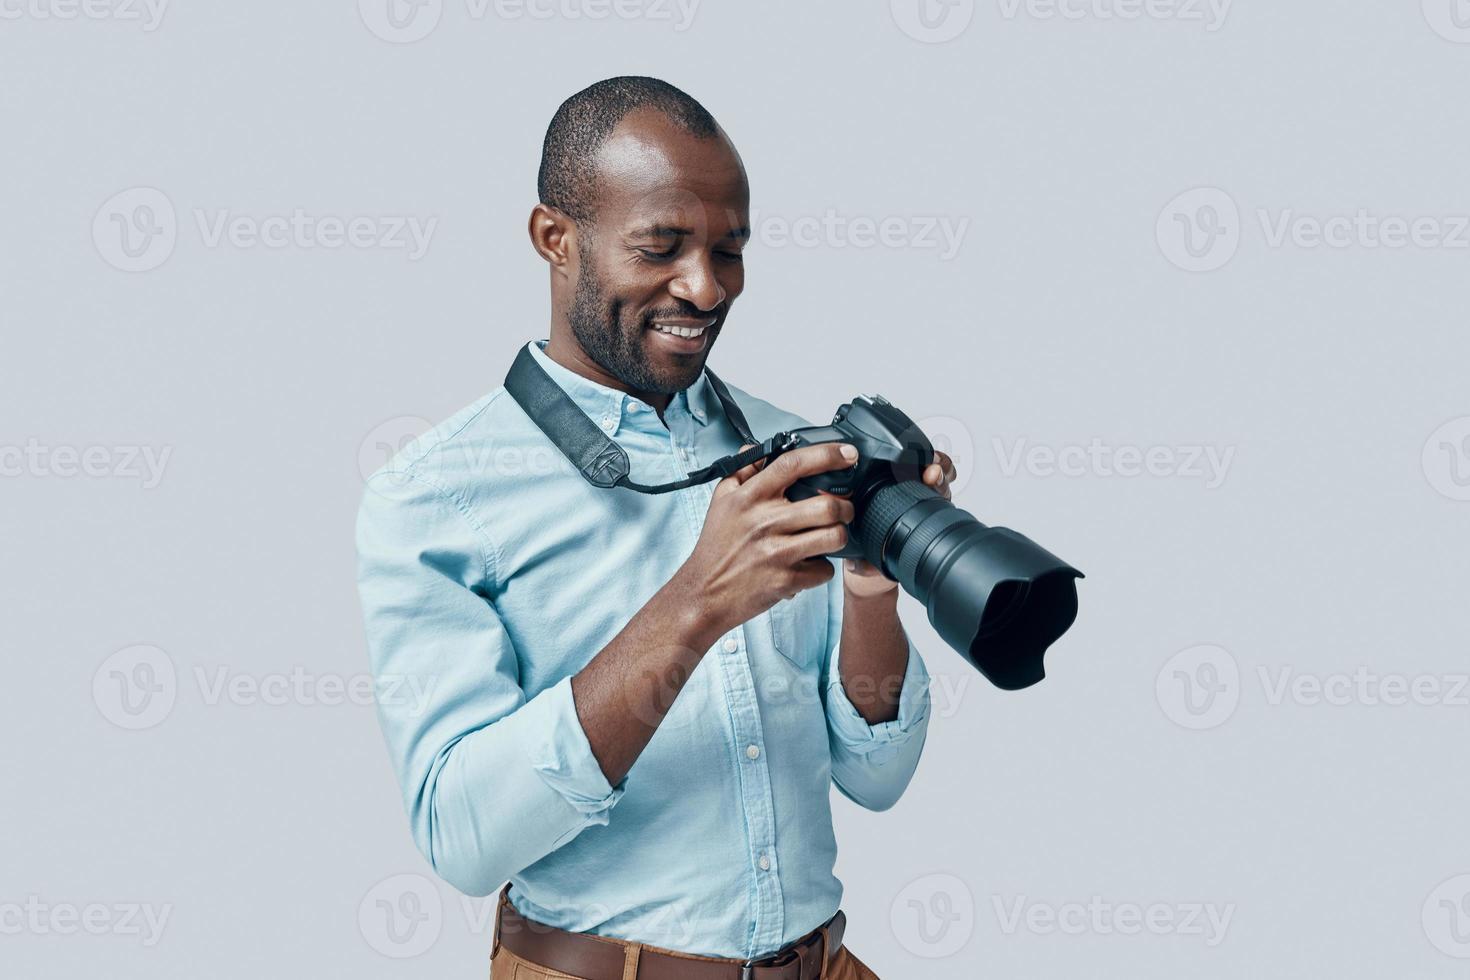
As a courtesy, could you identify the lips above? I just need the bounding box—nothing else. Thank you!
[649,318,716,338]
[647,316,716,354]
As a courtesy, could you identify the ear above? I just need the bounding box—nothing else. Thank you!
[528,203,577,268]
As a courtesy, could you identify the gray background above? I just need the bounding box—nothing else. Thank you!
[4,1,1469,976]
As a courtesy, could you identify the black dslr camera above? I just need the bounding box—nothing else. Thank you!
[772,395,1083,691]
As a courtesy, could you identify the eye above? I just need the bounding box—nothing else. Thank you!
[637,244,680,260]
[716,250,744,263]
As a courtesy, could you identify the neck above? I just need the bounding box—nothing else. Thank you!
[543,330,673,414]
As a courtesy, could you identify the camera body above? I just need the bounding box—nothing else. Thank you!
[778,394,933,562]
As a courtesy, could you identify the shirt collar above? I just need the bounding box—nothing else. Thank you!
[525,339,714,435]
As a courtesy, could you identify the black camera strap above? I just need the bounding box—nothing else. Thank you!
[503,342,796,495]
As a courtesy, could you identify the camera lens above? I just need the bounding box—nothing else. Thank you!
[852,481,1083,690]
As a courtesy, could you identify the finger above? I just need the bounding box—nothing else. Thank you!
[785,522,850,561]
[725,442,767,486]
[935,449,958,485]
[769,492,855,533]
[790,554,838,593]
[748,443,857,497]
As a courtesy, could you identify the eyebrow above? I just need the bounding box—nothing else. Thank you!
[631,224,750,242]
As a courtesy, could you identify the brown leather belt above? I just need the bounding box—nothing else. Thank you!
[493,885,846,980]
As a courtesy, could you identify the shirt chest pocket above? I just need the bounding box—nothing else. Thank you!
[765,585,829,671]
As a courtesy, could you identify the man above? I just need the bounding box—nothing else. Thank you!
[356,76,957,978]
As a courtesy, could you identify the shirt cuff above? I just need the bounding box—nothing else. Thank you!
[826,634,931,759]
[521,675,625,825]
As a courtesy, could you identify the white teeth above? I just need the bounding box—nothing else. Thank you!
[652,323,707,339]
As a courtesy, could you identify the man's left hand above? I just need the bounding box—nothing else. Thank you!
[842,449,958,597]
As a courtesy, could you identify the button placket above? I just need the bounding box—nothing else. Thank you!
[711,628,785,954]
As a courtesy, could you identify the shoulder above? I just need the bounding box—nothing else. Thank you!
[363,386,530,498]
[715,376,818,437]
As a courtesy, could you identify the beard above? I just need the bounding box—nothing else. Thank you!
[567,245,720,397]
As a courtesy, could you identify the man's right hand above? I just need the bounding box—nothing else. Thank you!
[677,442,859,638]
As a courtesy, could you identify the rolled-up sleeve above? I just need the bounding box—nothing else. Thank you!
[820,563,932,812]
[355,467,624,897]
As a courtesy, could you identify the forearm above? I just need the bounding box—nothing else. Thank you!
[571,567,725,786]
[836,584,909,725]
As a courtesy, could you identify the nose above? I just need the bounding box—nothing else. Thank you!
[667,254,726,312]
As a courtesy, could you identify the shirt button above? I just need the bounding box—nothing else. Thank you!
[721,637,738,654]
[745,744,760,760]
[628,401,642,413]
[758,854,772,871]
[600,418,615,432]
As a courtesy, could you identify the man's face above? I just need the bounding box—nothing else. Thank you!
[567,110,750,397]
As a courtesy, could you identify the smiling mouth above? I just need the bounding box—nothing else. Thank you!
[649,318,716,339]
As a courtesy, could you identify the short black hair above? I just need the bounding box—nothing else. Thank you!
[537,76,720,225]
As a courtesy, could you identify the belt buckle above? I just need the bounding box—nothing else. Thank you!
[746,941,805,980]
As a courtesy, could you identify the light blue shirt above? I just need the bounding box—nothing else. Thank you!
[355,338,931,959]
